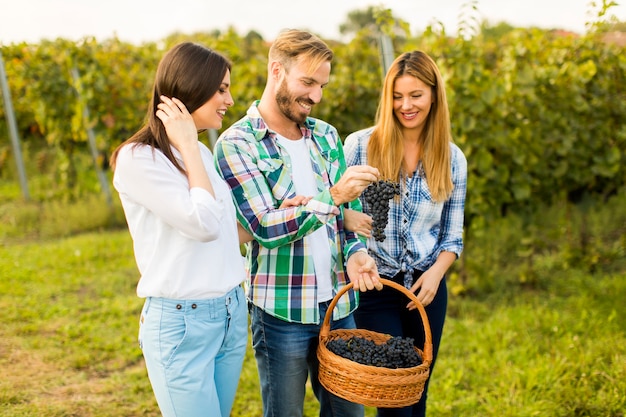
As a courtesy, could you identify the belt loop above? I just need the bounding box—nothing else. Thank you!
[144,297,152,314]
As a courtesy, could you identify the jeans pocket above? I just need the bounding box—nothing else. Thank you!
[158,312,189,368]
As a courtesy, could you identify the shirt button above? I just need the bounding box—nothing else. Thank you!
[191,304,197,309]
[176,304,182,310]
[403,218,408,223]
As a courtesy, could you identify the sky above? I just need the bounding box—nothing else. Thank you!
[0,0,624,46]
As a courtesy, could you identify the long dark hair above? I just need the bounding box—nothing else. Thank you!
[111,42,231,173]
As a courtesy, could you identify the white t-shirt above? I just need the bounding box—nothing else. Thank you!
[113,142,246,299]
[276,134,333,301]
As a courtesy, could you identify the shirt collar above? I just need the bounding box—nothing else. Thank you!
[246,100,315,142]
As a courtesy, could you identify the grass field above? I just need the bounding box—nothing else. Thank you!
[1,229,624,416]
[1,191,625,416]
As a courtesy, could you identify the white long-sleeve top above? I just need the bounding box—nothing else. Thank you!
[113,141,246,299]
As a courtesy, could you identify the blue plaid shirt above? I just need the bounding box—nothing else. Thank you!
[343,127,467,281]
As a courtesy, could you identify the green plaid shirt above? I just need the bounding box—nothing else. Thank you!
[214,101,365,324]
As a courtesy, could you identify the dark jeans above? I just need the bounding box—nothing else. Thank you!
[354,271,447,417]
[250,302,364,417]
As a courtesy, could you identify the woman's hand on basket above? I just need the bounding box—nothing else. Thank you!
[347,251,383,292]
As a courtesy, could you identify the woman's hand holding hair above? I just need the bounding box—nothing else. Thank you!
[156,96,215,196]
[156,96,199,153]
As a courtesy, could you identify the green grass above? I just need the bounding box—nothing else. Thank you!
[432,271,626,416]
[1,188,625,416]
[0,193,125,244]
[1,230,624,416]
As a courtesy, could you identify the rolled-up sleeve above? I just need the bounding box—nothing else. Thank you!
[435,144,467,258]
[214,131,339,249]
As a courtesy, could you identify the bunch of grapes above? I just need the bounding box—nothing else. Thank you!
[326,336,422,368]
[362,180,401,242]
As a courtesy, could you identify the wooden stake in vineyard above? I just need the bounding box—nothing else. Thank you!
[0,49,30,200]
[70,66,113,207]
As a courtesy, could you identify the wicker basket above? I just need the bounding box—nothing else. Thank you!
[317,278,433,408]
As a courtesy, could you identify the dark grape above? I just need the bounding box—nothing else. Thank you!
[326,336,422,368]
[361,180,401,242]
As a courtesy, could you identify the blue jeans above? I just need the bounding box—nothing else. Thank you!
[354,273,448,417]
[250,302,365,417]
[139,285,248,417]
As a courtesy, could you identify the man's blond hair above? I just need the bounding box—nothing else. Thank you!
[269,29,333,75]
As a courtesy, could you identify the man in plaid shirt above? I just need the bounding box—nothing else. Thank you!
[214,29,381,417]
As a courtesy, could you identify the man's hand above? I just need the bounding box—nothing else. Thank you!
[279,195,312,209]
[330,165,379,206]
[343,209,373,238]
[346,251,383,292]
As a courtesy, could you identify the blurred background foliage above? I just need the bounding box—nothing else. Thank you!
[1,2,625,295]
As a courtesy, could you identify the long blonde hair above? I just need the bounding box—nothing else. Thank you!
[367,50,453,202]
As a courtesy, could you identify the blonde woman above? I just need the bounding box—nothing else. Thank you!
[344,50,467,417]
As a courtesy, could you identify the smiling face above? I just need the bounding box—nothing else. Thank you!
[275,59,330,125]
[191,69,234,130]
[392,74,433,134]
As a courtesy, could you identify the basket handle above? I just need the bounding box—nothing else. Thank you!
[319,278,433,362]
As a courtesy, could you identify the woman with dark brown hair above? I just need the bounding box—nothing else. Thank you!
[110,42,249,417]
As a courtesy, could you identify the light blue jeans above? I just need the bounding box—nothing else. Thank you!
[250,301,365,417]
[139,285,247,417]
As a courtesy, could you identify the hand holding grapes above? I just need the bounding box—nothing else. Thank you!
[330,165,380,206]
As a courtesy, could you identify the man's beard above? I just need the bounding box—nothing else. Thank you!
[275,79,312,125]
